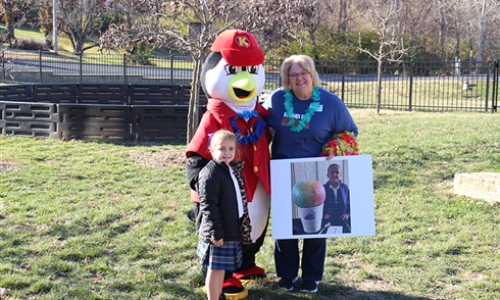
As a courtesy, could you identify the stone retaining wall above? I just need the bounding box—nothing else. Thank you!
[454,172,500,205]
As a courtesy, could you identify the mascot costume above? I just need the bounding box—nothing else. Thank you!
[186,29,271,299]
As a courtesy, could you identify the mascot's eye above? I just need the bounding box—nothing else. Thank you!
[248,66,258,74]
[225,65,239,75]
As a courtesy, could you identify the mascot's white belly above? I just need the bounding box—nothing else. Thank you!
[248,181,269,243]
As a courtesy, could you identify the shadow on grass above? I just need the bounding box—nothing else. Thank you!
[165,279,434,300]
[163,279,433,299]
[72,139,187,147]
[244,282,433,300]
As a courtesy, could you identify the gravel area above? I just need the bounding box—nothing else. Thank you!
[1,147,187,172]
[128,147,187,168]
[0,160,17,172]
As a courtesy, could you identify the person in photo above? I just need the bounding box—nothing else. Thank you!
[323,163,351,233]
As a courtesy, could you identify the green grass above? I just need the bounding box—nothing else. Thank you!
[322,81,493,111]
[0,24,180,60]
[0,24,189,68]
[0,24,44,39]
[0,24,100,53]
[1,110,500,299]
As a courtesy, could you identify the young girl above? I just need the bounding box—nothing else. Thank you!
[196,129,251,300]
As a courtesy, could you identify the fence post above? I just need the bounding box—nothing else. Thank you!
[79,52,83,83]
[39,50,43,83]
[409,60,414,111]
[123,54,127,84]
[496,60,499,113]
[485,61,490,112]
[341,59,345,101]
[1,50,4,83]
[492,60,499,113]
[170,55,174,85]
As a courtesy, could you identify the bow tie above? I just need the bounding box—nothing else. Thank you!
[238,110,259,121]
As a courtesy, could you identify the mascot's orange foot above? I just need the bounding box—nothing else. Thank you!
[222,277,248,300]
[233,266,270,284]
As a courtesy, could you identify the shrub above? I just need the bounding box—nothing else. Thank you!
[13,38,48,51]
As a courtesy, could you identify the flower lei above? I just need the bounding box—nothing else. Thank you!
[319,131,359,156]
[230,114,266,145]
[284,86,321,132]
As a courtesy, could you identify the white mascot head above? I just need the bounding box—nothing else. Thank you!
[200,29,266,113]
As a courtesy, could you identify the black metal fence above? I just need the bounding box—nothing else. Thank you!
[1,49,499,113]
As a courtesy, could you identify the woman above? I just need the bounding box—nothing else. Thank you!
[262,55,358,293]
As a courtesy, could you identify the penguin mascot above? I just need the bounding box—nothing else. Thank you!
[186,29,271,299]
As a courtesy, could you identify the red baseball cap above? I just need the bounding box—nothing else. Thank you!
[211,29,265,66]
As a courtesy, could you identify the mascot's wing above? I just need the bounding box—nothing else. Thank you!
[187,154,209,191]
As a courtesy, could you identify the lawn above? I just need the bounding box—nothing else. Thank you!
[0,24,80,53]
[0,24,173,56]
[1,109,499,300]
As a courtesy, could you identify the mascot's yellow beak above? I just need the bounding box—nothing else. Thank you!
[228,71,257,103]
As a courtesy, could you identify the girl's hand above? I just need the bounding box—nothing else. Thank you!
[212,239,224,247]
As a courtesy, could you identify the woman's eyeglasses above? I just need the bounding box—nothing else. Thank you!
[288,71,309,79]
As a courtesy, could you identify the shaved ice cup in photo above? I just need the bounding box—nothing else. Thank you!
[292,181,326,233]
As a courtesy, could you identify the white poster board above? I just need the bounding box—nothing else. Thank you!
[270,155,375,239]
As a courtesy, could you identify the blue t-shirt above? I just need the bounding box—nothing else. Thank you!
[262,87,358,159]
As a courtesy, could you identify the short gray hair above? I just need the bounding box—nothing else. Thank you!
[280,55,321,92]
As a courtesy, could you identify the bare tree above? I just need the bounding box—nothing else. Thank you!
[0,0,17,41]
[247,0,317,53]
[330,0,367,33]
[438,0,485,62]
[396,0,434,55]
[234,0,320,57]
[0,0,34,45]
[470,0,500,65]
[358,0,408,114]
[37,0,53,49]
[99,0,316,142]
[57,0,106,52]
[103,0,253,142]
[437,0,451,58]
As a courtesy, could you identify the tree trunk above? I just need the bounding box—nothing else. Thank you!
[476,19,487,67]
[438,3,447,58]
[6,20,15,40]
[60,27,77,52]
[338,0,347,32]
[454,16,460,59]
[75,37,85,53]
[5,4,15,44]
[187,55,203,143]
[44,32,53,49]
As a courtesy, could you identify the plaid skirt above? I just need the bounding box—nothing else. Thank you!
[197,240,242,271]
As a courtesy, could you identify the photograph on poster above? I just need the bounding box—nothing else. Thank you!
[270,155,375,240]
